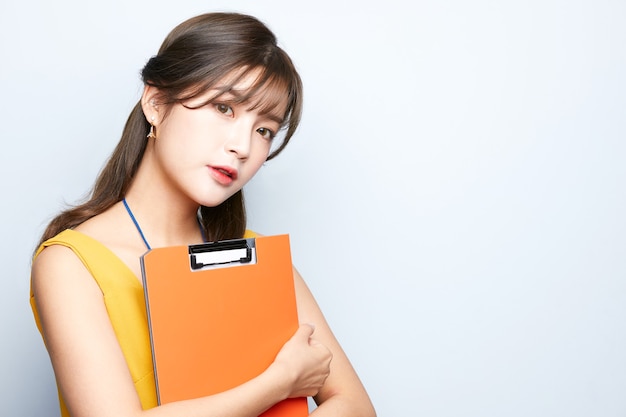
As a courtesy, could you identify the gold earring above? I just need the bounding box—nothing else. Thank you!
[147,116,156,139]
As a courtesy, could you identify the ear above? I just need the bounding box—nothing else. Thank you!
[140,85,161,126]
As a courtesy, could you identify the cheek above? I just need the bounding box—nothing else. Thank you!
[159,117,212,156]
[159,106,210,141]
[252,142,271,164]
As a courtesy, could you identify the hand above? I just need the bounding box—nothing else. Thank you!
[272,324,333,398]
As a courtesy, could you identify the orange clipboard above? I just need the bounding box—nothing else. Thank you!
[141,234,307,416]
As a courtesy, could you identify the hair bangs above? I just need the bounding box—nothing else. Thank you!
[245,75,290,119]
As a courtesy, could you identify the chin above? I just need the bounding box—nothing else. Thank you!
[196,193,238,208]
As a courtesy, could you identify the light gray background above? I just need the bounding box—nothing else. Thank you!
[2,0,625,416]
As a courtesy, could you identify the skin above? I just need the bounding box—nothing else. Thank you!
[31,71,376,417]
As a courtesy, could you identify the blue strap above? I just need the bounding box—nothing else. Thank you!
[123,198,152,250]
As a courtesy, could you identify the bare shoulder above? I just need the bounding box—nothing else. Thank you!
[31,242,101,303]
[32,202,126,294]
[32,243,89,283]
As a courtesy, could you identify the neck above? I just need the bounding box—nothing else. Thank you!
[122,192,203,248]
[123,156,204,248]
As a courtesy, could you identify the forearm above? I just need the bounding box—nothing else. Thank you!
[141,364,290,417]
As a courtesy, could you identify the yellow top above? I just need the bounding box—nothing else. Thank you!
[30,228,257,417]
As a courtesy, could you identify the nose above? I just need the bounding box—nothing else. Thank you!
[224,121,251,160]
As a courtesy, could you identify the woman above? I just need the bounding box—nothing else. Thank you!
[30,12,376,417]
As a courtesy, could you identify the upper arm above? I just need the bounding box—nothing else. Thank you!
[31,245,144,417]
[292,267,376,415]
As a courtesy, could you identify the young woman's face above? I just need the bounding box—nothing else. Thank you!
[150,71,287,207]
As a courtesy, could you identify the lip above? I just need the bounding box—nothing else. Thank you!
[208,165,238,185]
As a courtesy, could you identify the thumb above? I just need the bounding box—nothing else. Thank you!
[294,323,315,340]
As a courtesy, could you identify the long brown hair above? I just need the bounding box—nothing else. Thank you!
[38,12,303,247]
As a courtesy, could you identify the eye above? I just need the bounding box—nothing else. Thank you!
[215,103,234,116]
[257,127,275,140]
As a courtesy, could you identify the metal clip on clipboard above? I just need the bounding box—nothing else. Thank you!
[189,238,257,270]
